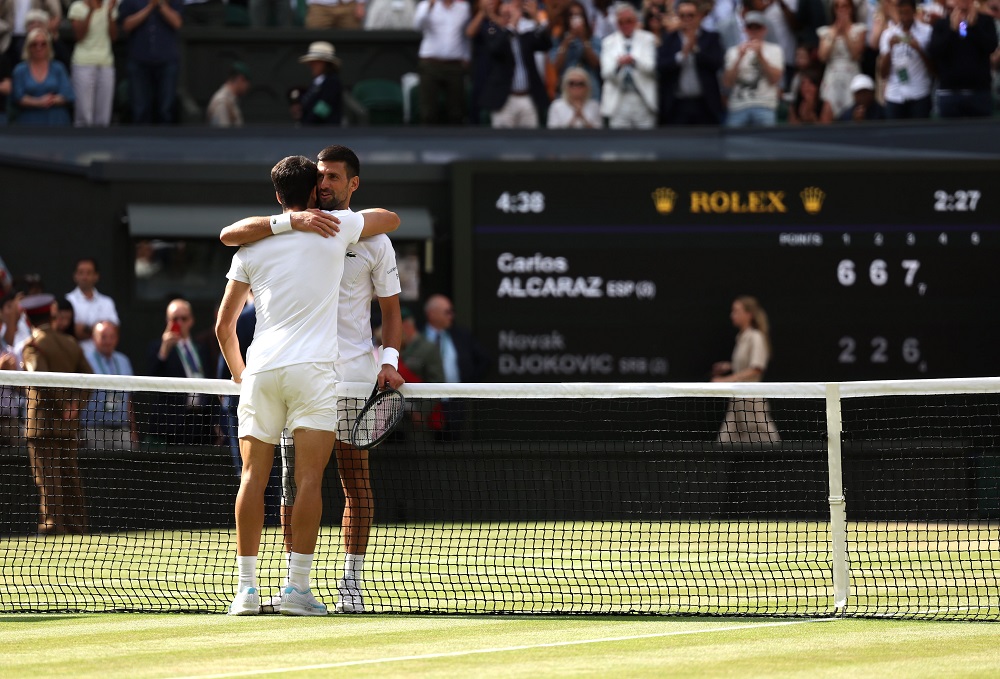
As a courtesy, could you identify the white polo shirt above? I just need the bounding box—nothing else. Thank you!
[879,21,932,103]
[66,287,120,329]
[336,232,401,366]
[226,210,364,376]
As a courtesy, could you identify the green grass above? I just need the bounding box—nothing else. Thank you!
[1,614,1000,678]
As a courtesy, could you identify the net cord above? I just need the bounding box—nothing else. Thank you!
[825,383,850,611]
[6,372,1000,400]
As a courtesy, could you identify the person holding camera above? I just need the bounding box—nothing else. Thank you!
[878,0,932,119]
[118,0,183,124]
[550,0,601,98]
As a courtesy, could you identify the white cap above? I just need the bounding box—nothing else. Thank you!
[849,74,875,93]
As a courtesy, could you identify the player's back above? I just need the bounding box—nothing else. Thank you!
[235,210,364,375]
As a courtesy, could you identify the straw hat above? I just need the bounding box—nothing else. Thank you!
[298,41,341,65]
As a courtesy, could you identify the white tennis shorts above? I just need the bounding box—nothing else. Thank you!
[336,352,378,440]
[238,362,338,444]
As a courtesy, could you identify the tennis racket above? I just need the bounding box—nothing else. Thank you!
[349,384,405,449]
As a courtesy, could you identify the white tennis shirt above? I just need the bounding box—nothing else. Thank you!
[337,233,402,366]
[226,210,364,376]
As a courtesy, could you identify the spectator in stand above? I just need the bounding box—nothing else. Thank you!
[657,0,724,125]
[364,0,414,28]
[878,0,932,119]
[929,0,998,118]
[400,306,444,383]
[306,0,365,28]
[550,0,601,97]
[0,0,12,60]
[423,294,488,439]
[481,0,552,127]
[294,41,343,126]
[414,0,471,125]
[119,0,183,124]
[21,293,93,536]
[146,298,215,445]
[466,0,503,125]
[23,8,70,69]
[5,1,61,66]
[206,61,250,127]
[762,0,801,89]
[53,298,75,336]
[781,41,815,109]
[66,257,120,353]
[601,2,658,127]
[10,27,73,125]
[837,71,886,119]
[82,320,138,451]
[68,0,118,127]
[795,0,825,50]
[723,10,784,126]
[1,288,30,359]
[787,64,832,122]
[817,0,866,118]
[547,64,602,125]
[867,0,898,81]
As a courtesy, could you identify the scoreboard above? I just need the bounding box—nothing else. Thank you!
[451,160,1000,382]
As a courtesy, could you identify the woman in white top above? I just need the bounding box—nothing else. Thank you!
[68,0,119,127]
[547,66,602,128]
[817,0,866,118]
[712,295,780,444]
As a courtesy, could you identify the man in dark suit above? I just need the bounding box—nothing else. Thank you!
[21,294,93,535]
[146,298,215,445]
[423,294,489,440]
[480,0,552,128]
[656,0,725,125]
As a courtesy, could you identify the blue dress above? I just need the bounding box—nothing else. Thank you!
[11,60,74,126]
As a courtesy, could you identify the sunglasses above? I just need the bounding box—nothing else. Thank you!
[567,81,587,87]
[28,42,47,47]
[678,12,697,18]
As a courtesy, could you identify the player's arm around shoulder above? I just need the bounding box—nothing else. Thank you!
[359,208,400,239]
[219,210,342,246]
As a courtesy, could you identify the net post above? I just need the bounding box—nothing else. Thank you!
[825,382,850,612]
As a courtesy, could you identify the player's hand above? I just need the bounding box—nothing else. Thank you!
[377,365,405,390]
[289,209,341,237]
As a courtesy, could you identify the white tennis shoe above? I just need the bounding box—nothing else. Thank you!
[280,586,328,616]
[227,586,260,616]
[335,578,366,613]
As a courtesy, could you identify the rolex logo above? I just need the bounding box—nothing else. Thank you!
[800,187,825,215]
[652,188,677,215]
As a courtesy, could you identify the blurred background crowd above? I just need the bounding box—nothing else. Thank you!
[0,0,997,127]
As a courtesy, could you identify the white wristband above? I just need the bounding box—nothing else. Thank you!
[270,213,292,234]
[380,346,399,371]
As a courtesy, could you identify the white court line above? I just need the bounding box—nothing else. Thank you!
[170,617,840,679]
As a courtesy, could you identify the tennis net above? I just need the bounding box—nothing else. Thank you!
[0,371,998,619]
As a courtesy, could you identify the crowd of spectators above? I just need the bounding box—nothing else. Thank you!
[1,0,998,126]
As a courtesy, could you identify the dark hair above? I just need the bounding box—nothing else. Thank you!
[560,0,593,38]
[317,145,361,179]
[896,0,916,9]
[75,257,99,273]
[270,155,318,210]
[56,298,75,335]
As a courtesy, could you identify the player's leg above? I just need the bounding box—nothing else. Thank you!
[265,429,295,613]
[230,434,275,615]
[334,438,371,612]
[230,370,285,616]
[280,426,335,616]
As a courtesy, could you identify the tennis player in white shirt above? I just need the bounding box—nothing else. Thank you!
[217,154,400,616]
[220,145,405,614]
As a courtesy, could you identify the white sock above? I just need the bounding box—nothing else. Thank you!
[237,555,257,592]
[288,551,314,592]
[283,552,291,588]
[345,553,365,582]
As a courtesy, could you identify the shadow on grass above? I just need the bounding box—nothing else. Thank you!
[0,615,87,623]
